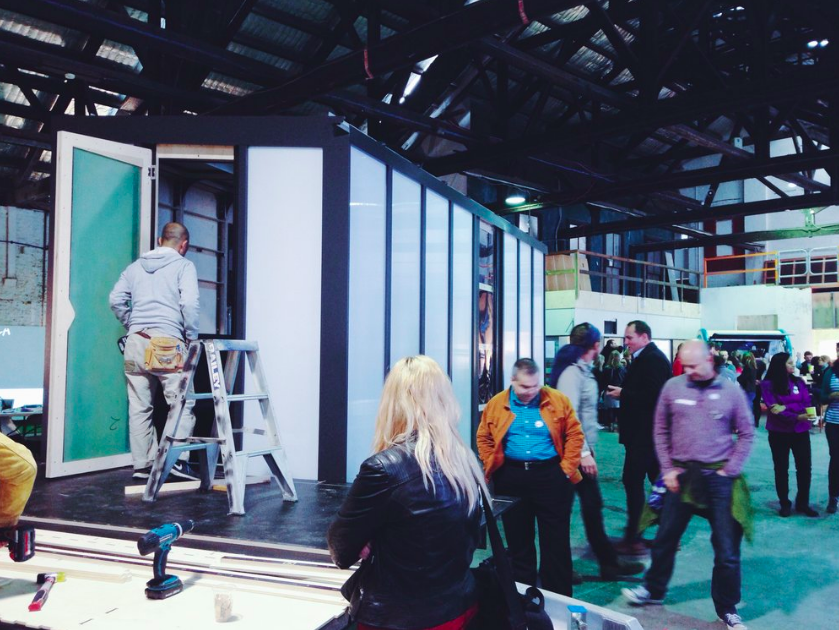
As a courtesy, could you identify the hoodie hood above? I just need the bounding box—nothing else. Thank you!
[140,246,183,273]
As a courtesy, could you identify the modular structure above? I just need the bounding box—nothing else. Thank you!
[45,116,545,482]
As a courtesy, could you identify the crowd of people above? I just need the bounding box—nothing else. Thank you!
[328,322,839,630]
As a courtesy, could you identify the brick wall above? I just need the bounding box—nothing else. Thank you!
[0,206,48,325]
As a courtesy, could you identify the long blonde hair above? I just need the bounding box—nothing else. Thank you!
[372,355,488,512]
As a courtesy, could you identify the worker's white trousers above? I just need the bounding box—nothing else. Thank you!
[123,331,196,470]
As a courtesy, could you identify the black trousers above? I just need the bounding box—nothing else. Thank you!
[767,430,812,508]
[622,442,660,542]
[575,471,618,568]
[825,423,839,499]
[493,463,574,596]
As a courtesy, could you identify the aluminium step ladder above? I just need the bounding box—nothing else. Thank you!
[142,339,297,515]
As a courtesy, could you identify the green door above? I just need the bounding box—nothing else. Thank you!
[47,132,152,477]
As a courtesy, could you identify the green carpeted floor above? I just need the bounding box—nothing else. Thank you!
[480,422,839,630]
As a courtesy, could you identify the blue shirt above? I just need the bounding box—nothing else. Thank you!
[825,373,839,425]
[503,388,557,461]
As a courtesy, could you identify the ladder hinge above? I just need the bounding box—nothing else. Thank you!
[147,165,156,180]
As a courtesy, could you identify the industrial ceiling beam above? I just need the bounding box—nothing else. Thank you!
[0,31,228,112]
[560,191,836,238]
[425,65,839,176]
[0,124,50,150]
[318,90,483,145]
[1,0,289,86]
[211,0,591,115]
[544,149,838,205]
[631,223,839,253]
[581,200,762,251]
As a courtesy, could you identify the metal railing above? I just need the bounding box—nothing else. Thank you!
[704,247,839,288]
[546,250,703,303]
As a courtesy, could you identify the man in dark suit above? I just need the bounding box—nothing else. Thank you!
[606,320,671,555]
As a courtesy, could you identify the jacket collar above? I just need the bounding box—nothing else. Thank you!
[503,387,552,410]
[684,374,725,389]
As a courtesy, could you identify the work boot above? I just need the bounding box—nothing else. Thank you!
[600,559,645,581]
[614,539,649,556]
[827,497,838,514]
[795,504,819,517]
[779,501,792,517]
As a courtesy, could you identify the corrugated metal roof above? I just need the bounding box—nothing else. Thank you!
[201,72,257,98]
[226,42,295,74]
[96,40,143,72]
[258,0,334,24]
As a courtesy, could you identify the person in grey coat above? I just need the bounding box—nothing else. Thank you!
[551,323,644,581]
[109,222,200,480]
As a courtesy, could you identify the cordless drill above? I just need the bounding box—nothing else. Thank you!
[1,526,35,562]
[137,520,194,599]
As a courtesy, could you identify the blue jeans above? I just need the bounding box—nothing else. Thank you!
[644,472,743,616]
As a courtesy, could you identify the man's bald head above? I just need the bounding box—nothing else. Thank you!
[158,222,190,256]
[679,340,715,381]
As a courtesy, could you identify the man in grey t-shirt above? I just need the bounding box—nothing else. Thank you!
[622,341,754,630]
[109,222,200,480]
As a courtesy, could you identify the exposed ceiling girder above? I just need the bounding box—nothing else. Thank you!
[632,224,839,253]
[211,0,592,115]
[560,191,836,238]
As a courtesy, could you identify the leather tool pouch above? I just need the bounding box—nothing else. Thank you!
[143,337,185,373]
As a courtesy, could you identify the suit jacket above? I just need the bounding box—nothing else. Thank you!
[618,343,671,448]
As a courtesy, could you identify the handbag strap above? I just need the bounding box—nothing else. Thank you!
[480,488,528,630]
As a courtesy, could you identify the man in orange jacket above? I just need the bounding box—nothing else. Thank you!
[477,358,584,596]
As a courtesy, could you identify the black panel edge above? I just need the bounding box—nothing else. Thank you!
[419,187,427,355]
[317,137,351,484]
[384,167,393,372]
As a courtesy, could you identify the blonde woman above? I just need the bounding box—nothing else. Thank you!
[328,356,488,630]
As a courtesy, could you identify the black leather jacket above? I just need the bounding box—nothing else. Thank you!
[327,444,480,630]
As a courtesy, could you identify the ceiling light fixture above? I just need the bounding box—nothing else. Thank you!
[820,39,830,47]
[807,40,819,49]
[505,193,527,206]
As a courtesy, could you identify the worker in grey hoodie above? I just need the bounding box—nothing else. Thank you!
[551,323,644,581]
[109,222,200,481]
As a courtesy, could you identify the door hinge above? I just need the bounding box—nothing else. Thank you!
[147,166,156,180]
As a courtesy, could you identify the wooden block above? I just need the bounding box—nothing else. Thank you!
[124,480,200,495]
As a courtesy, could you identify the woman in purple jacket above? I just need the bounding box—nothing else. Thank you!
[761,353,819,517]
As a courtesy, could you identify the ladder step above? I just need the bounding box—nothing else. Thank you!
[189,393,268,401]
[165,436,225,444]
[211,340,259,352]
[236,447,284,459]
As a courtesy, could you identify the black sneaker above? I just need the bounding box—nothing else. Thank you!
[132,467,151,480]
[170,461,200,481]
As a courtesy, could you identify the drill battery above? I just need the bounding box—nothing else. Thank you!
[2,526,35,562]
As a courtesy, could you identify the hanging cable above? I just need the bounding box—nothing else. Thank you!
[517,0,531,25]
[363,48,375,80]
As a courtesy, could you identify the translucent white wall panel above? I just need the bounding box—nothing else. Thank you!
[451,205,473,444]
[390,172,421,366]
[519,243,532,361]
[247,147,323,480]
[347,148,387,480]
[532,250,545,372]
[424,190,449,370]
[502,233,518,384]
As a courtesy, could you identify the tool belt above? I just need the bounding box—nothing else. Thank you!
[137,331,186,373]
